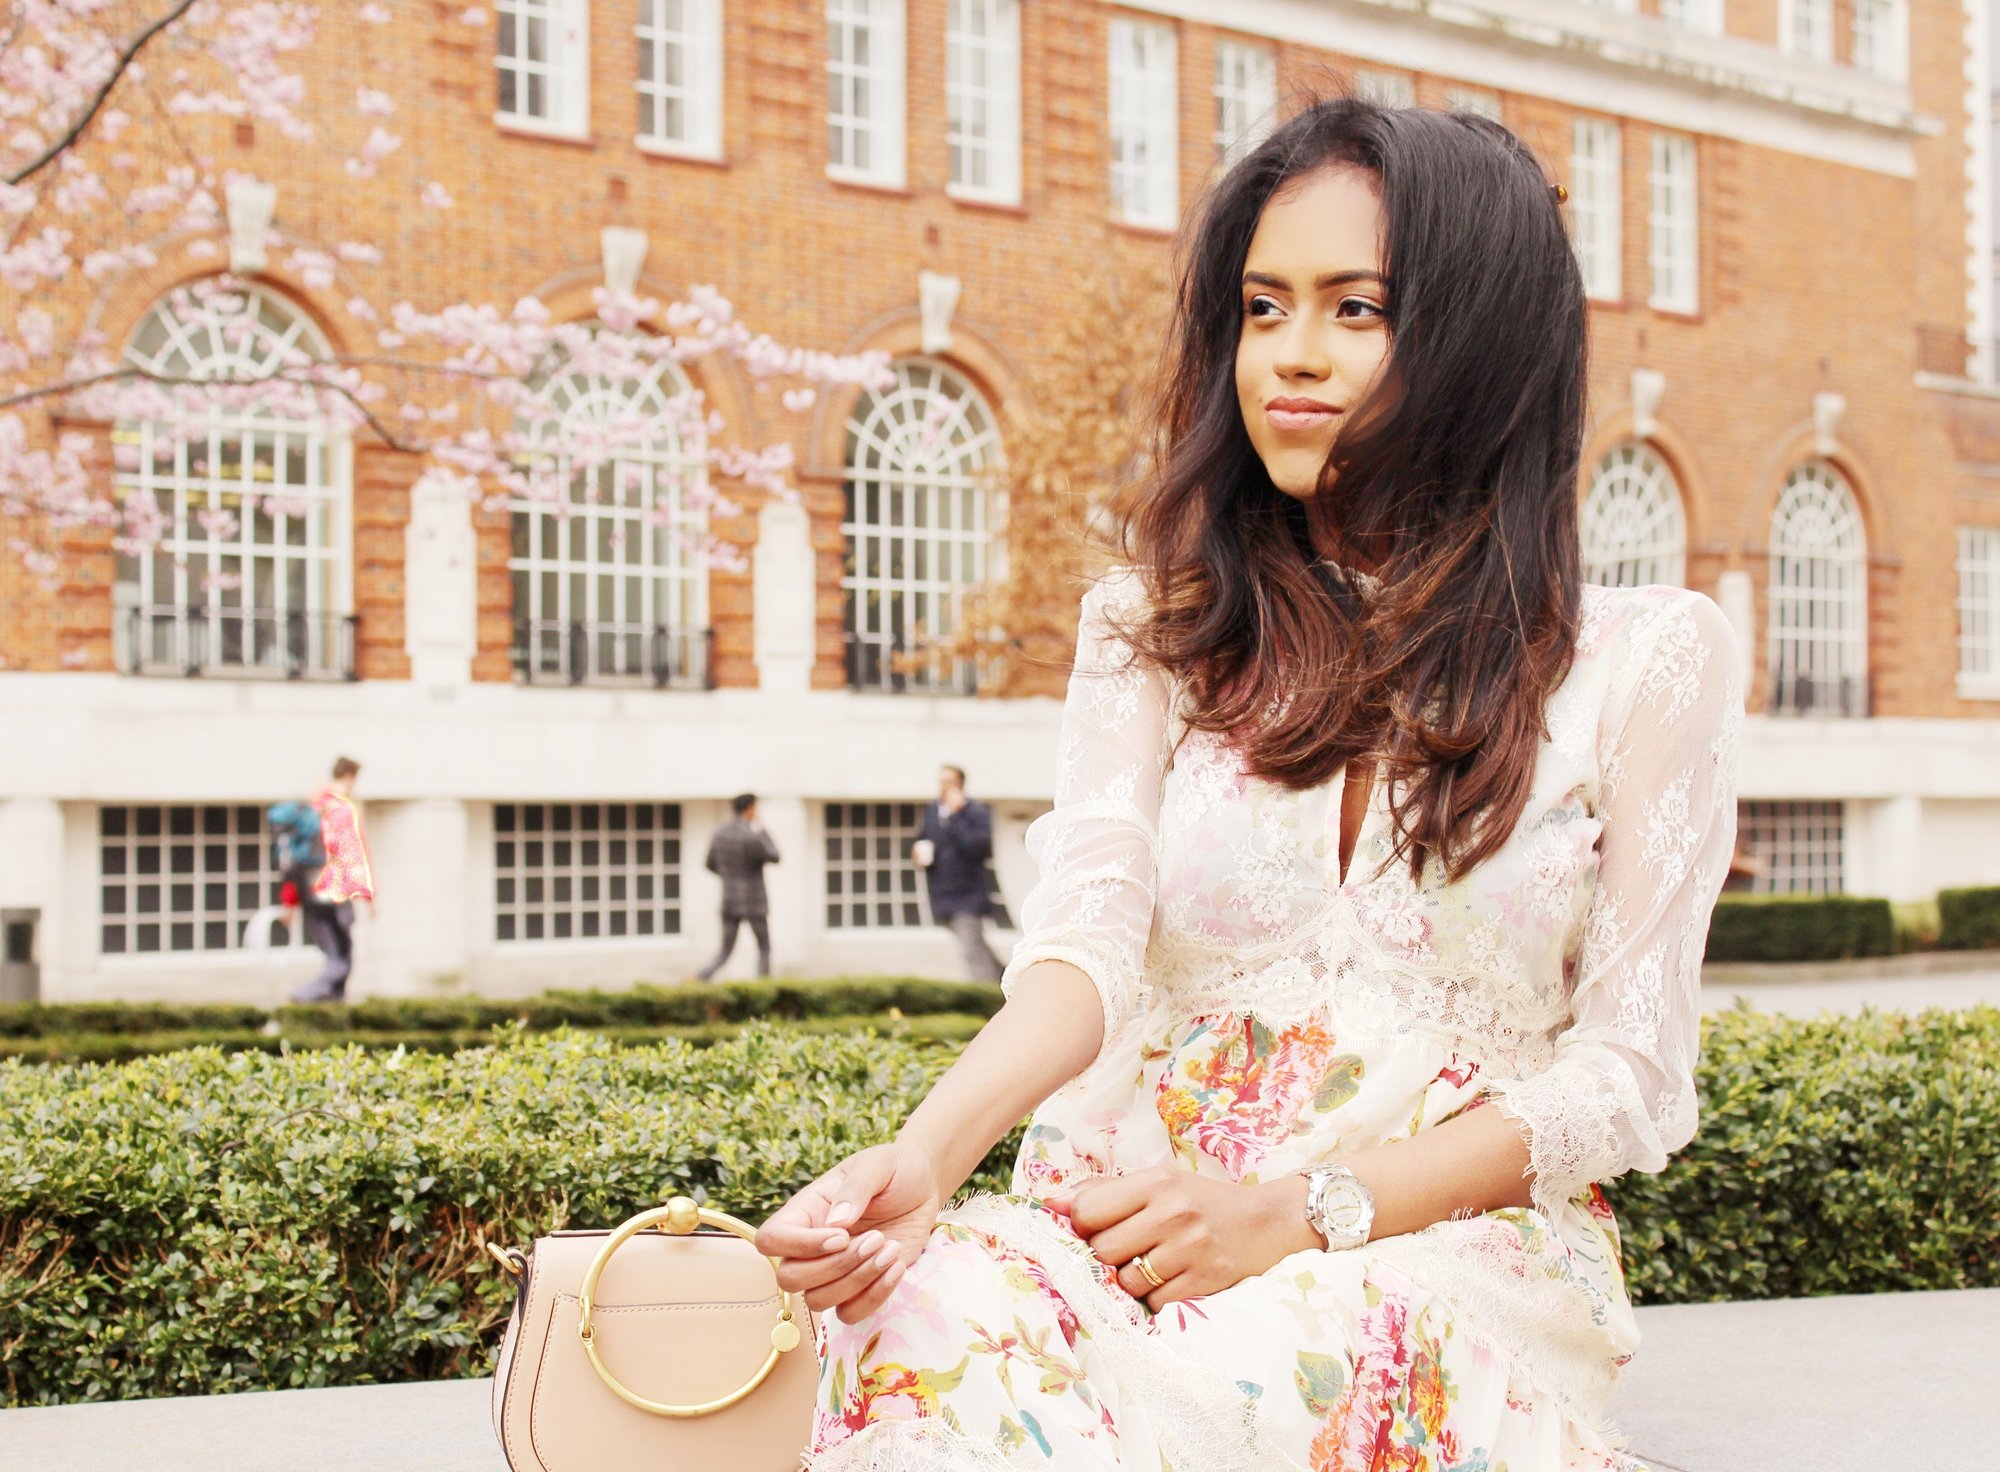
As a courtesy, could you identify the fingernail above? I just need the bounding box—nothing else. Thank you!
[855,1230,883,1254]
[821,1231,849,1252]
[827,1202,857,1226]
[873,1244,899,1269]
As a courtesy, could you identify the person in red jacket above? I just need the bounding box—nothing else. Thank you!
[288,756,375,1002]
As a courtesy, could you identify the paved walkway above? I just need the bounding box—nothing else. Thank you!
[3,1289,1993,1470]
[1701,949,2000,1017]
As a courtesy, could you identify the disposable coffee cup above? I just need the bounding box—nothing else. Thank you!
[912,839,936,868]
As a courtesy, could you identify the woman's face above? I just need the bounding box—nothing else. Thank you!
[1235,166,1392,502]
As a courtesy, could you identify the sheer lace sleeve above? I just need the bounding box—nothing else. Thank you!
[1489,591,1744,1220]
[1001,572,1174,1066]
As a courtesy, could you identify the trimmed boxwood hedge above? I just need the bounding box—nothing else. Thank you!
[1938,886,2000,952]
[1702,893,1897,963]
[1,1006,1995,1407]
[0,978,1005,1063]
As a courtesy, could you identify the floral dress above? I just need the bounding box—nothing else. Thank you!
[809,571,1743,1472]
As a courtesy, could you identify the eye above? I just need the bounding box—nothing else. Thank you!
[1245,294,1285,319]
[1336,297,1385,320]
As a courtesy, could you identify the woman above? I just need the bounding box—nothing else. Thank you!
[757,95,1741,1471]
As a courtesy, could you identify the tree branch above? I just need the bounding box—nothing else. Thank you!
[6,0,202,188]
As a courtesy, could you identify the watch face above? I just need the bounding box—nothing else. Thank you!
[1319,1175,1369,1231]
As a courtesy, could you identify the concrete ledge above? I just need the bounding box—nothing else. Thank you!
[2,1290,1993,1470]
[1607,1289,2000,1470]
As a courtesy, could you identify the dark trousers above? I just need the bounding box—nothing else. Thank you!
[293,901,355,1002]
[945,909,1004,982]
[698,913,771,981]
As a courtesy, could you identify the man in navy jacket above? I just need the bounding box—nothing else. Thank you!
[915,765,1003,982]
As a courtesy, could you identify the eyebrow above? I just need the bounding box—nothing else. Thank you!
[1242,270,1387,291]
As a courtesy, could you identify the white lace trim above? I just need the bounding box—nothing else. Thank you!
[809,1415,1027,1472]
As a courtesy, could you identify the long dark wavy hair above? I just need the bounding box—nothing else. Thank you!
[1120,94,1588,882]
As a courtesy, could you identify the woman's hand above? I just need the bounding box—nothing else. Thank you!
[754,1140,944,1324]
[1053,1166,1316,1312]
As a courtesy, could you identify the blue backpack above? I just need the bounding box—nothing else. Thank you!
[267,801,326,871]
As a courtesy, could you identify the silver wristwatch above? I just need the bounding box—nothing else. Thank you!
[1301,1164,1376,1251]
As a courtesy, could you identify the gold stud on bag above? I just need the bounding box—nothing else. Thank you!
[488,1195,821,1471]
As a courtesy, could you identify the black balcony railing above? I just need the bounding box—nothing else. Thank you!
[512,619,715,689]
[1769,671,1871,718]
[124,605,359,681]
[843,632,987,696]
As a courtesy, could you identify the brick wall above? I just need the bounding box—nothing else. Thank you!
[0,0,1992,722]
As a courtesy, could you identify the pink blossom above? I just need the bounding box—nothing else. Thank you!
[420,181,454,209]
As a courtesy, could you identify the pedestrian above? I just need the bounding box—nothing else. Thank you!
[283,756,375,1003]
[696,793,780,982]
[914,765,1003,982]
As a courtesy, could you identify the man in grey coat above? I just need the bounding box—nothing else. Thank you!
[696,794,781,982]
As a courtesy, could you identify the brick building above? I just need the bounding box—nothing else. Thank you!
[1,0,1997,1002]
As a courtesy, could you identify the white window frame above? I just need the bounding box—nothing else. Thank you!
[1582,442,1687,588]
[635,0,724,160]
[493,802,685,943]
[1213,39,1277,169]
[1737,801,1847,895]
[1849,0,1908,81]
[1352,69,1414,109]
[1781,0,1835,63]
[1769,460,1868,718]
[98,804,303,956]
[841,358,1001,695]
[1108,17,1178,230]
[114,284,353,681]
[827,0,906,188]
[496,0,591,139]
[822,801,930,929]
[1649,131,1698,314]
[946,0,1022,204]
[1571,117,1623,302]
[1444,86,1500,121]
[509,337,711,688]
[1657,0,1724,36]
[1957,526,2000,698]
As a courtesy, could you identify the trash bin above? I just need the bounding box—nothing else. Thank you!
[1,908,39,1004]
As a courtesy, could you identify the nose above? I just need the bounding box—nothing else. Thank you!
[1271,312,1332,383]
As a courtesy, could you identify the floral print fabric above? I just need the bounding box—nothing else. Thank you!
[807,576,1742,1472]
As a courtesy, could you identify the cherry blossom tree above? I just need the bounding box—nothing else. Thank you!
[0,1,889,598]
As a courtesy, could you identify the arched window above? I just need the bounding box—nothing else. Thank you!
[1581,441,1686,588]
[1769,460,1867,716]
[841,358,1000,693]
[115,283,351,678]
[508,338,710,687]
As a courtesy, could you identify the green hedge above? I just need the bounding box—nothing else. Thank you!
[0,978,1004,1062]
[0,1012,993,1066]
[1608,1006,2000,1302]
[1702,893,1897,963]
[1938,887,2000,952]
[2,1006,1996,1407]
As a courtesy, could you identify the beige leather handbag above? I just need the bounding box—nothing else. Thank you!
[487,1195,821,1471]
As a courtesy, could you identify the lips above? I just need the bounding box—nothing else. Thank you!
[1266,399,1341,432]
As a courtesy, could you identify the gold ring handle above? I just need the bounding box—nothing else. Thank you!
[577,1195,803,1418]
